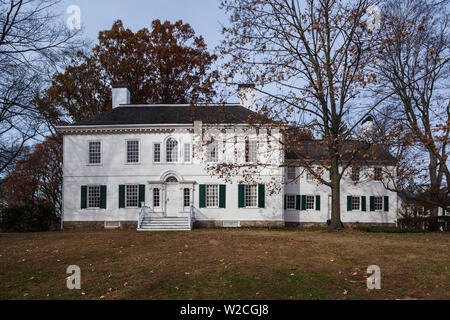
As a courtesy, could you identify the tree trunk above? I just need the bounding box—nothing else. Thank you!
[328,154,343,232]
[428,152,440,231]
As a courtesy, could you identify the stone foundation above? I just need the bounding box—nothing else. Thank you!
[194,220,285,228]
[63,221,138,231]
[285,222,396,228]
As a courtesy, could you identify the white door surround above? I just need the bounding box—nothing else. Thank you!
[165,177,179,217]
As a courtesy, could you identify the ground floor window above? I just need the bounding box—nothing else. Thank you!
[206,185,219,208]
[153,188,160,207]
[245,185,258,208]
[352,196,361,211]
[286,195,296,210]
[374,196,383,211]
[306,195,315,210]
[126,185,139,208]
[184,188,190,208]
[87,186,100,208]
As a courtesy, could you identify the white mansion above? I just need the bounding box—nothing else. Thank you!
[58,85,398,230]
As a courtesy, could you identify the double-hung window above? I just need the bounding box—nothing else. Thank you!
[206,185,219,208]
[374,168,383,181]
[184,188,191,208]
[87,186,101,208]
[153,144,161,163]
[287,167,296,180]
[184,143,191,162]
[245,138,257,163]
[153,188,160,208]
[306,195,315,210]
[125,185,139,208]
[89,141,101,165]
[244,185,258,207]
[351,196,361,211]
[127,140,139,163]
[286,195,296,210]
[207,139,218,162]
[374,196,383,211]
[351,168,360,182]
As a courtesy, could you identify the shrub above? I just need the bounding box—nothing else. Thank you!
[0,202,60,232]
[356,226,429,233]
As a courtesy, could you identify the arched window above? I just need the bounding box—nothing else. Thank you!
[166,139,178,163]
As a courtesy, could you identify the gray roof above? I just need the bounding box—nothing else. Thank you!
[72,104,258,126]
[286,140,396,164]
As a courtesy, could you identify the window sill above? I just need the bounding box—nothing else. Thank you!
[87,164,103,167]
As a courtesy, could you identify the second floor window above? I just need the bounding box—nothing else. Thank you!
[245,138,257,163]
[351,168,360,182]
[166,139,178,163]
[127,140,139,163]
[287,166,296,180]
[184,143,191,162]
[374,168,383,181]
[207,139,218,162]
[89,141,101,164]
[154,144,161,163]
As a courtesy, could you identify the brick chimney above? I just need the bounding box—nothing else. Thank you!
[238,84,255,110]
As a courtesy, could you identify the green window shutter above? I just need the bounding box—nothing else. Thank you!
[199,185,206,208]
[258,185,265,208]
[296,195,301,210]
[384,196,389,212]
[361,196,366,212]
[139,185,145,208]
[316,195,321,211]
[370,196,375,212]
[219,185,226,208]
[119,185,125,208]
[347,196,352,211]
[284,195,287,210]
[100,185,107,209]
[238,184,245,208]
[301,195,307,211]
[81,186,87,209]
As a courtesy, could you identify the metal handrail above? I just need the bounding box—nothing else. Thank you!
[138,203,151,229]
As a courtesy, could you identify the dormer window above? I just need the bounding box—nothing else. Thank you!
[351,168,360,182]
[166,138,178,163]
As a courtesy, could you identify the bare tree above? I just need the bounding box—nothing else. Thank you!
[374,0,450,228]
[0,0,83,175]
[219,0,390,231]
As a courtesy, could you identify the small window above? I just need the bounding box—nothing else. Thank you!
[89,141,101,164]
[374,168,383,181]
[306,172,313,181]
[287,167,296,180]
[154,144,161,163]
[127,140,139,163]
[352,196,361,211]
[184,143,191,162]
[286,195,296,210]
[166,139,178,163]
[153,188,160,207]
[374,196,383,211]
[351,168,360,182]
[184,188,190,208]
[306,196,315,210]
[166,176,178,183]
[245,138,257,163]
[206,185,219,208]
[207,139,218,162]
[125,185,139,208]
[87,186,100,208]
[244,185,258,207]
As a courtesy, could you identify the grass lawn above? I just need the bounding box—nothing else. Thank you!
[0,228,448,300]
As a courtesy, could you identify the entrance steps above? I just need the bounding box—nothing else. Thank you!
[138,217,191,231]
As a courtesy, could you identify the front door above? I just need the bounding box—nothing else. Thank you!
[165,184,178,217]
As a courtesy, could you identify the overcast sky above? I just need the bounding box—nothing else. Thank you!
[59,0,227,49]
